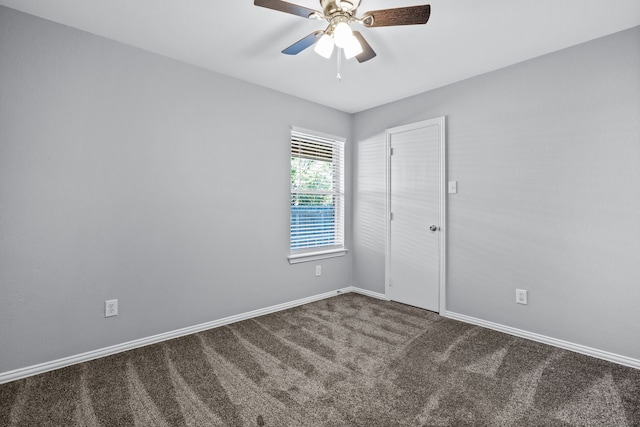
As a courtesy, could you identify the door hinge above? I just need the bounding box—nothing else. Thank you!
[390,147,394,156]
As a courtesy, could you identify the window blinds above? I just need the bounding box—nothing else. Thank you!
[290,129,345,251]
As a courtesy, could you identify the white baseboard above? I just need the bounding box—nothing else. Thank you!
[5,290,635,384]
[343,286,388,301]
[0,287,354,384]
[445,311,640,370]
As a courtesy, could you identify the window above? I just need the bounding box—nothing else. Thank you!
[289,127,347,263]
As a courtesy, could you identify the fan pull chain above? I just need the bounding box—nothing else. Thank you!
[336,48,342,81]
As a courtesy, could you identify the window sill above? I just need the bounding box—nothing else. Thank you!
[288,248,349,264]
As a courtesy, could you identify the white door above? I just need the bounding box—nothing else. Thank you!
[386,117,445,312]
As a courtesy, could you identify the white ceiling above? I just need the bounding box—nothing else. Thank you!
[1,0,639,113]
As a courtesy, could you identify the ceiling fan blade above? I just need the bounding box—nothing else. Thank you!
[362,5,430,27]
[352,31,376,63]
[282,31,324,55]
[254,0,319,19]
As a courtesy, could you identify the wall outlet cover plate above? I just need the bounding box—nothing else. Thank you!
[105,299,118,317]
[516,289,528,305]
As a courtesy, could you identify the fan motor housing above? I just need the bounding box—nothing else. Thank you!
[321,0,361,17]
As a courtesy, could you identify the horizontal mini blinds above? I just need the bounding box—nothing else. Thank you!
[290,130,345,251]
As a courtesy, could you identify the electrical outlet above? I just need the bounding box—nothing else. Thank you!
[105,299,118,317]
[315,265,322,277]
[515,289,528,305]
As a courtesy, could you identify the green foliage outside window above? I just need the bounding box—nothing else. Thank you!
[291,157,334,206]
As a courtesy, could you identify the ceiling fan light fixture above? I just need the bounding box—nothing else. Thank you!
[343,35,363,59]
[314,33,335,58]
[333,21,353,48]
[254,0,432,65]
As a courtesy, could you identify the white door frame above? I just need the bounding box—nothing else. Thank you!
[385,116,447,314]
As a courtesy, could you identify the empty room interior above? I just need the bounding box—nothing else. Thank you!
[1,1,639,425]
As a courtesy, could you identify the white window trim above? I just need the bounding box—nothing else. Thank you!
[289,126,348,264]
[287,248,349,264]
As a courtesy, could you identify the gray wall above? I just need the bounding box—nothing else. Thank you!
[1,3,638,375]
[0,7,353,373]
[353,26,640,359]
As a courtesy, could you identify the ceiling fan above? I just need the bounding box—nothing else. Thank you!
[254,0,431,63]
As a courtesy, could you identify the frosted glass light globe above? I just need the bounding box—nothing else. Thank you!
[314,34,335,59]
[344,35,363,59]
[333,22,353,48]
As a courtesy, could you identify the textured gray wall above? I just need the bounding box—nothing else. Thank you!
[0,7,353,373]
[1,3,638,374]
[353,26,640,359]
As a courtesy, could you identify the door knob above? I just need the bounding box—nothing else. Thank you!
[429,225,438,232]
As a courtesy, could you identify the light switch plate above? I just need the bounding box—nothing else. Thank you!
[448,181,458,194]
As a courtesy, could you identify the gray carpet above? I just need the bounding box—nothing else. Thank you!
[1,293,639,426]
